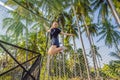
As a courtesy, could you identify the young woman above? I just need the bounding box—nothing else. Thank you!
[47,21,73,55]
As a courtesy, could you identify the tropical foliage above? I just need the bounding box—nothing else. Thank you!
[0,0,120,80]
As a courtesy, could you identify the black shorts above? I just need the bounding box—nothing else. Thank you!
[51,38,60,47]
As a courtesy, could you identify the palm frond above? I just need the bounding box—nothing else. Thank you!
[2,18,15,29]
[109,52,120,59]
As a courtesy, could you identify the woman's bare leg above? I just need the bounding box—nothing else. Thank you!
[48,45,62,55]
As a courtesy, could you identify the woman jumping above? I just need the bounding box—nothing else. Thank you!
[47,21,73,55]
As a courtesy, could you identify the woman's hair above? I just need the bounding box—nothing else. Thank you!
[50,21,59,28]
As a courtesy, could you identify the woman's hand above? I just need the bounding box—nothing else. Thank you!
[61,32,74,36]
[69,34,74,36]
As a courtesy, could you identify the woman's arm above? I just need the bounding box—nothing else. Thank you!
[45,27,52,32]
[47,29,51,32]
[60,32,74,36]
[44,23,51,32]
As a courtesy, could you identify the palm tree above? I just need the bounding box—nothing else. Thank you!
[89,45,102,76]
[81,15,100,78]
[77,48,85,79]
[2,11,31,67]
[0,34,16,63]
[107,0,120,28]
[91,0,110,23]
[98,20,120,51]
[81,15,101,78]
[60,12,79,77]
[4,0,120,79]
[72,5,91,80]
[56,1,92,79]
[91,1,120,77]
[109,50,120,60]
[71,0,101,79]
[87,23,102,69]
[91,0,120,28]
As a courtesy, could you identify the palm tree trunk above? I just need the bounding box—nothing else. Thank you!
[97,56,101,70]
[73,37,77,77]
[98,57,102,69]
[14,35,18,66]
[91,36,100,78]
[73,37,83,78]
[44,32,51,80]
[72,6,91,80]
[47,55,51,80]
[58,54,61,78]
[107,0,120,28]
[81,15,100,79]
[78,51,84,79]
[25,20,29,68]
[61,27,65,76]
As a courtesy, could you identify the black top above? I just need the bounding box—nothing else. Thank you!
[50,28,61,47]
[50,28,61,39]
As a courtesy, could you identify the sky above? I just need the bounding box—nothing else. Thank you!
[0,1,14,11]
[0,0,13,35]
[0,0,119,67]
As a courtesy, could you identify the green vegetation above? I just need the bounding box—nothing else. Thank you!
[0,0,120,80]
